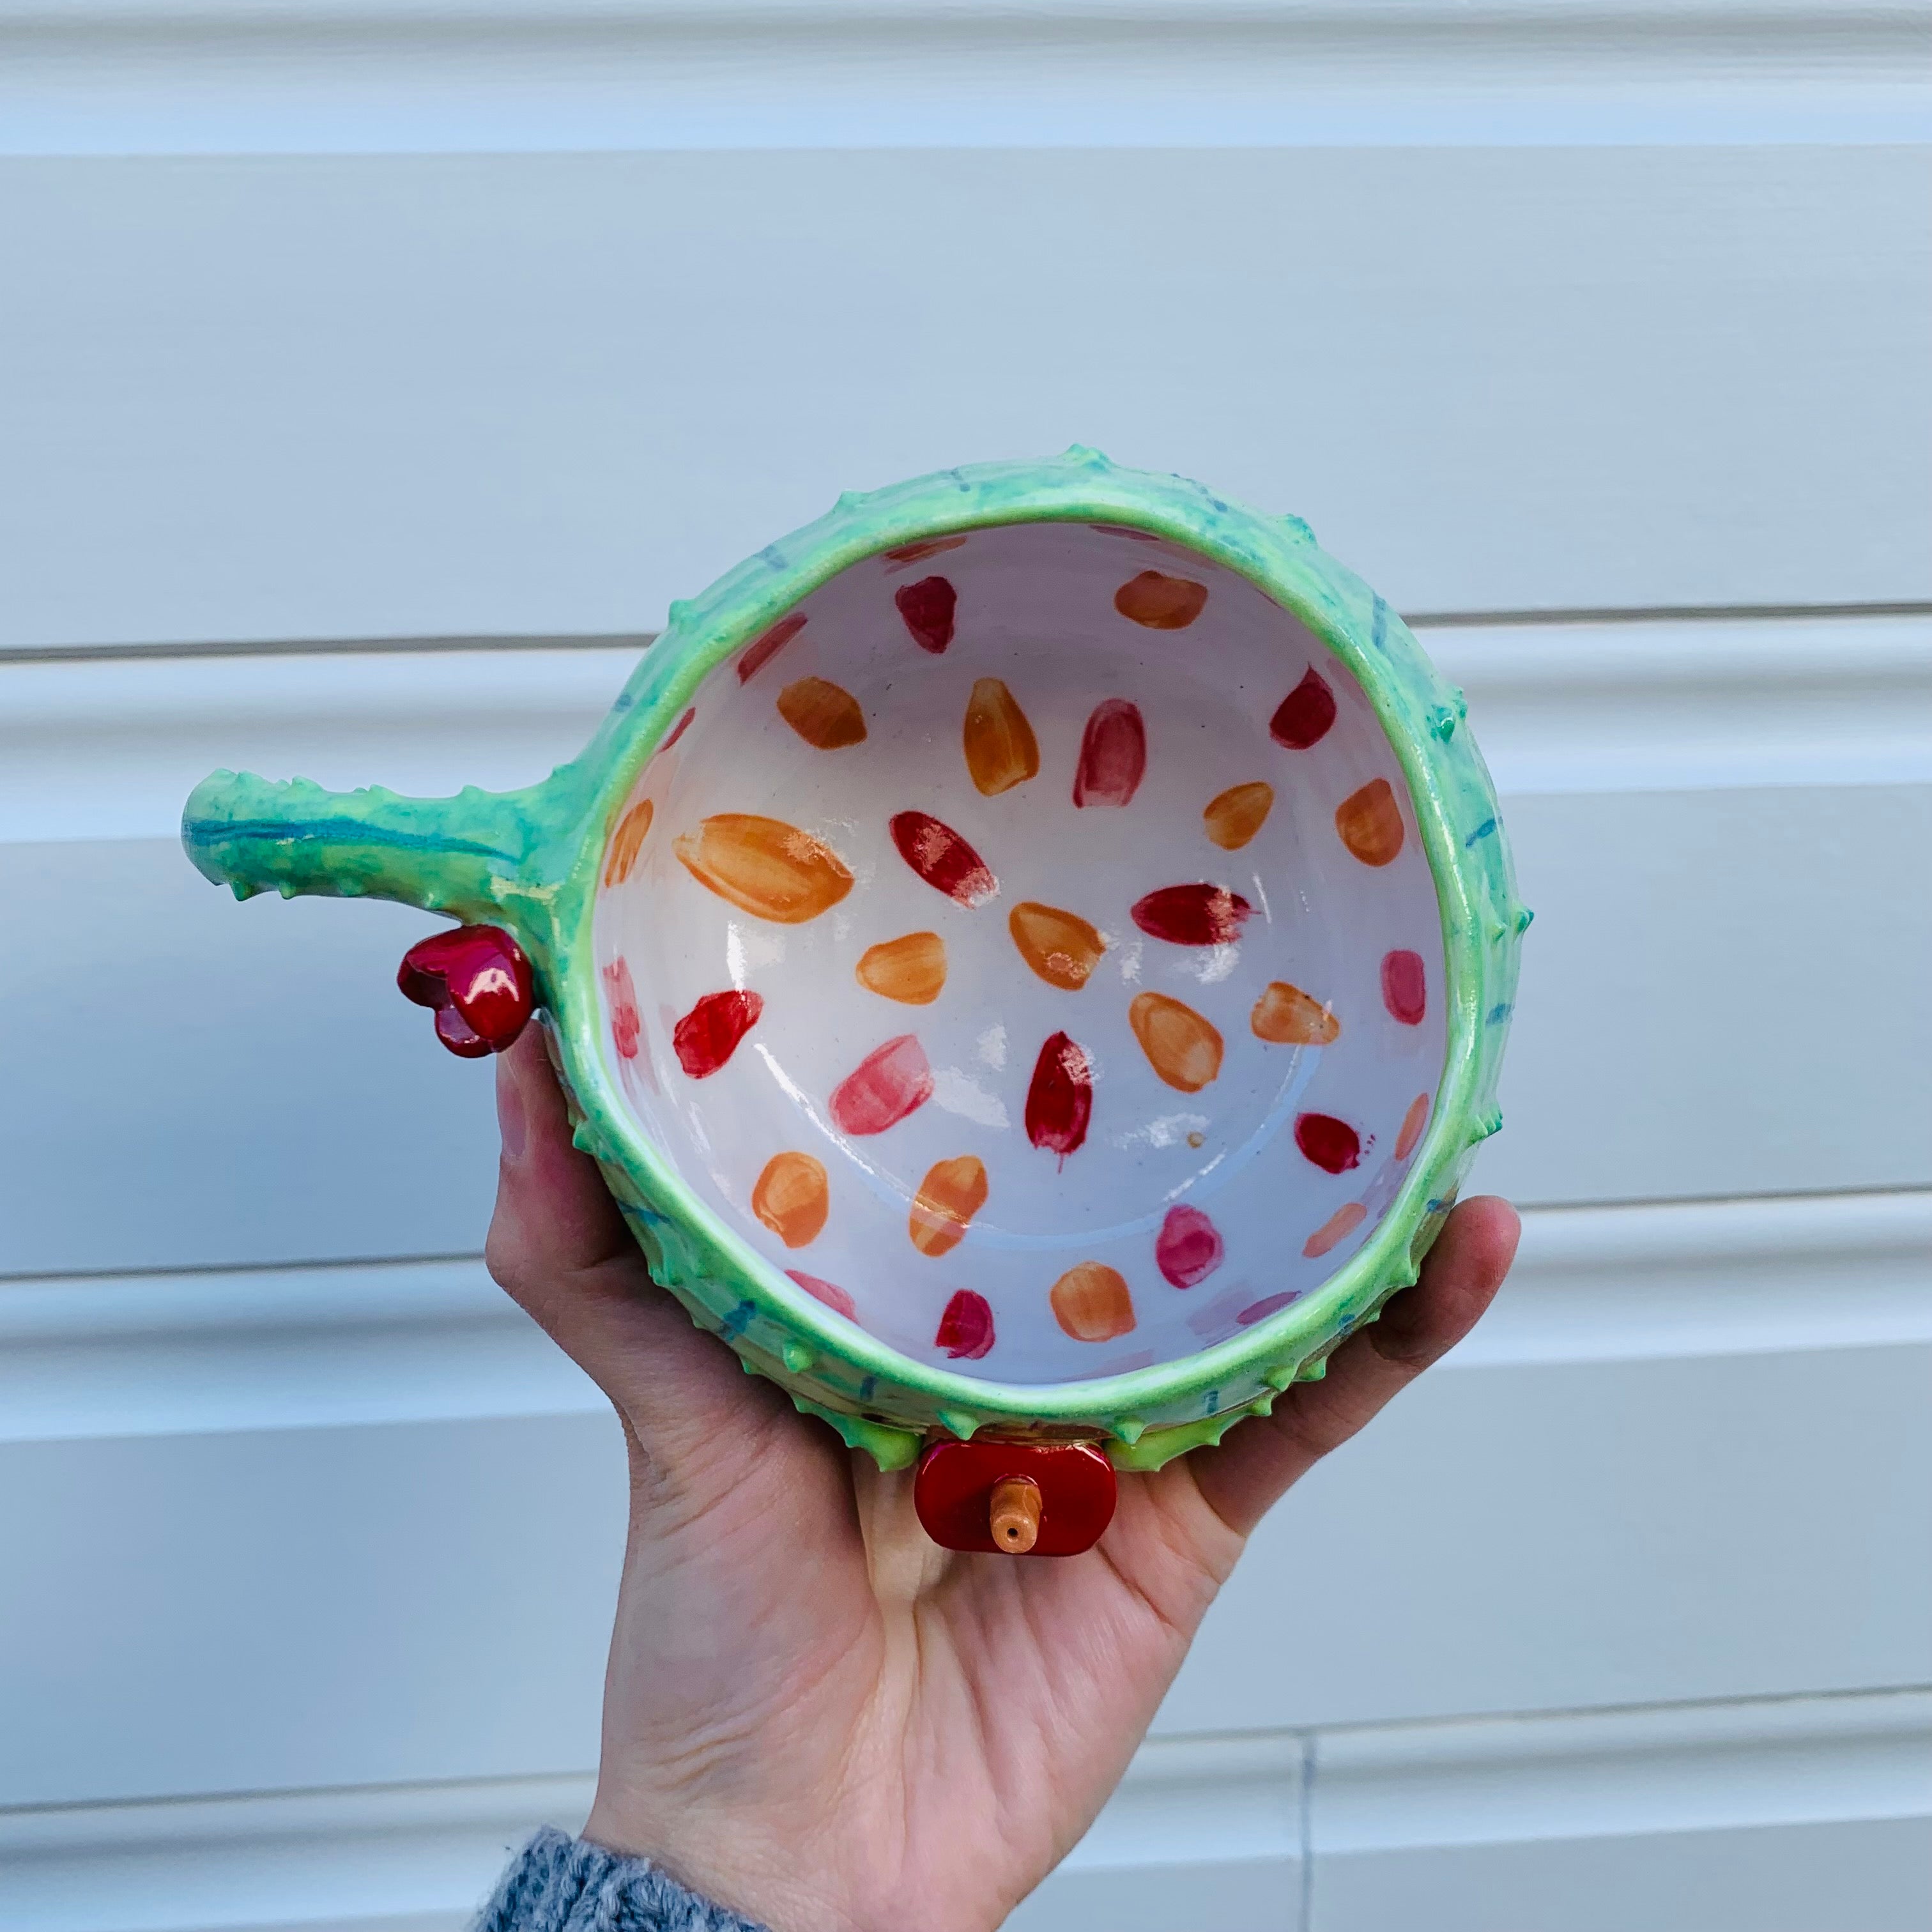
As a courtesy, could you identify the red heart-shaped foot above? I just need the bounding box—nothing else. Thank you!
[914,1439,1117,1556]
[397,925,534,1058]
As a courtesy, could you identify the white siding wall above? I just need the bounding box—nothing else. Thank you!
[2,5,1928,1926]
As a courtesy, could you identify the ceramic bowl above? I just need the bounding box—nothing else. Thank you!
[184,449,1522,1478]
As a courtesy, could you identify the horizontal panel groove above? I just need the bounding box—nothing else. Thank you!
[6,599,1930,665]
[1314,1686,1932,1853]
[7,611,1927,845]
[11,1,1922,24]
[0,1731,1302,1931]
[0,1690,1923,1931]
[5,0,1926,162]
[0,1769,598,1859]
[1,1192,1922,1445]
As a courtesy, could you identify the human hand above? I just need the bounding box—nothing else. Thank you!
[487,1030,1519,1932]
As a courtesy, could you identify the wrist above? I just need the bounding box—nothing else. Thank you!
[479,1826,774,1932]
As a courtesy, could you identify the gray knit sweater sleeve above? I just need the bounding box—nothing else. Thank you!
[475,1827,772,1932]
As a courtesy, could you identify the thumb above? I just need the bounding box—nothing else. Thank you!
[484,1028,781,1458]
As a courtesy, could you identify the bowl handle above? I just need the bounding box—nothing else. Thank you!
[181,769,553,932]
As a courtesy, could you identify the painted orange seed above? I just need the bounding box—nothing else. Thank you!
[1202,781,1273,851]
[1395,1092,1431,1161]
[776,676,867,749]
[855,930,947,1005]
[1251,981,1340,1046]
[908,1154,990,1258]
[1009,901,1106,992]
[1303,1201,1367,1259]
[1336,778,1405,866]
[603,798,655,886]
[1128,991,1224,1092]
[674,813,854,923]
[1114,570,1208,630]
[962,677,1040,795]
[1050,1262,1137,1342]
[752,1152,829,1248]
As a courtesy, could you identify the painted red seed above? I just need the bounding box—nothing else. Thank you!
[1155,1205,1224,1288]
[1130,882,1252,946]
[1269,666,1337,749]
[935,1288,996,1360]
[1294,1112,1361,1173]
[671,989,764,1078]
[1381,949,1427,1025]
[1025,1031,1093,1162]
[1073,698,1147,808]
[829,1034,935,1135]
[738,611,806,682]
[889,810,997,907]
[660,707,696,751]
[895,575,957,653]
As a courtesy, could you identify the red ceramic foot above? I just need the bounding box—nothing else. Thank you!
[397,924,533,1057]
[914,1440,1117,1556]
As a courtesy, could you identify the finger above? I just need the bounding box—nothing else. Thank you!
[486,1031,765,1430]
[1188,1195,1520,1536]
[486,1027,651,1319]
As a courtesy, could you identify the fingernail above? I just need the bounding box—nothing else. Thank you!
[496,1049,528,1163]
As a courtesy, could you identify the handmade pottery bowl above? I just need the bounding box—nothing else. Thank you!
[184,449,1521,1521]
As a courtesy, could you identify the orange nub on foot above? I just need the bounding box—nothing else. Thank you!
[1051,1262,1137,1342]
[776,676,867,749]
[856,930,947,1005]
[1129,991,1224,1093]
[752,1152,829,1248]
[963,678,1040,795]
[908,1155,990,1258]
[675,813,854,923]
[1009,901,1106,991]
[1202,781,1273,851]
[1251,981,1340,1046]
[990,1476,1043,1554]
[1336,778,1405,866]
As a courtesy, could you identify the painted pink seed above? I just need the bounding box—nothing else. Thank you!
[601,959,641,1060]
[1381,949,1427,1025]
[787,1270,858,1321]
[829,1034,935,1135]
[1237,1291,1303,1326]
[1073,698,1147,808]
[1155,1205,1223,1288]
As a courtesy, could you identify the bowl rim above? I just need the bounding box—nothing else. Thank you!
[543,448,1517,1445]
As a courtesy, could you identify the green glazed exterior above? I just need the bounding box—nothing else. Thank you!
[183,448,1523,1473]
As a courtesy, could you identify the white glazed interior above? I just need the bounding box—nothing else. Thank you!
[593,521,1446,1386]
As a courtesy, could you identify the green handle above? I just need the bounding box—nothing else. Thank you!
[181,770,553,930]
